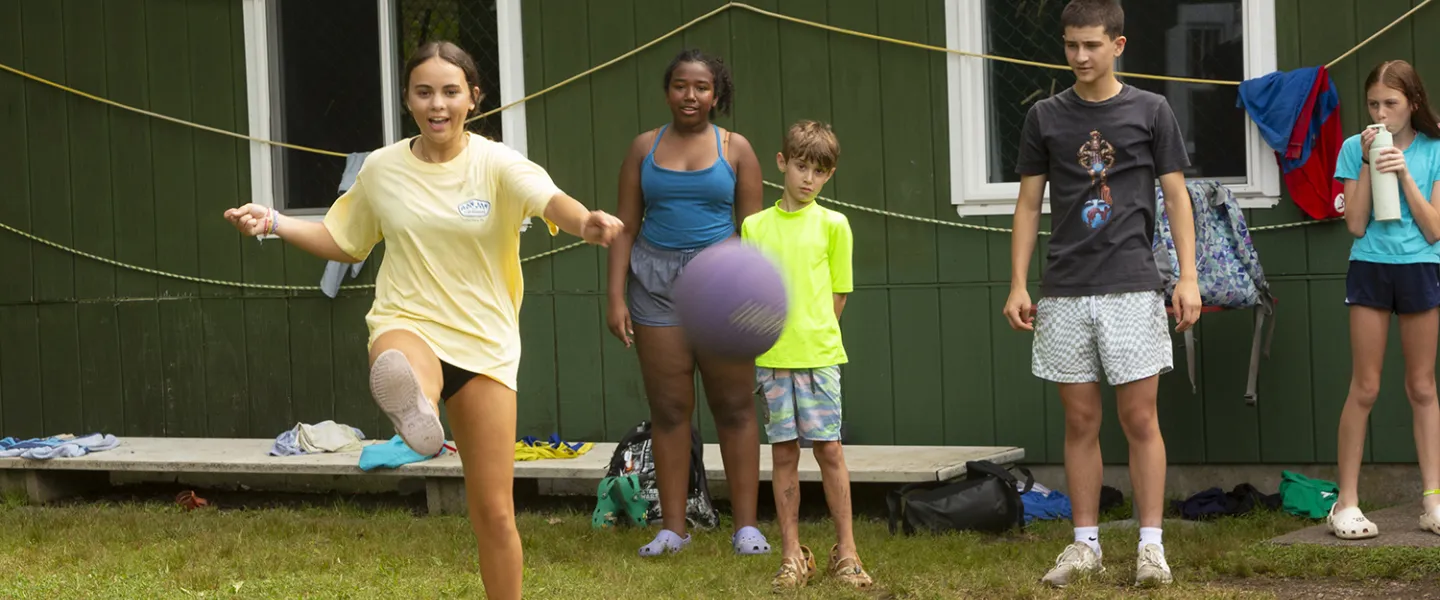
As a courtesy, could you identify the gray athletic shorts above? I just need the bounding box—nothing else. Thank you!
[627,236,706,327]
[1031,290,1174,386]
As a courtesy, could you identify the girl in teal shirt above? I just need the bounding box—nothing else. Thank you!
[1331,59,1440,541]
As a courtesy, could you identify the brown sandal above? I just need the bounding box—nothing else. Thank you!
[771,545,816,589]
[828,544,873,588]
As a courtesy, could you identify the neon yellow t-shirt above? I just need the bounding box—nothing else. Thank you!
[740,199,854,369]
[323,133,560,391]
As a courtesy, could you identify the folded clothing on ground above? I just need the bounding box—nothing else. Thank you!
[515,434,593,461]
[0,433,119,460]
[271,421,366,456]
[1172,483,1281,521]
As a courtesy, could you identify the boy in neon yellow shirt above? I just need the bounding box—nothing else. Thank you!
[740,120,870,590]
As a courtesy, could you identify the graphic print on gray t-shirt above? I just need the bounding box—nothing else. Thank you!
[1015,85,1190,298]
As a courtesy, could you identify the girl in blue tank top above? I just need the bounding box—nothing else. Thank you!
[638,122,738,248]
[1330,60,1440,542]
[605,49,769,559]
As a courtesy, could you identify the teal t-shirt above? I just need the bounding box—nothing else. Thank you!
[1334,131,1440,264]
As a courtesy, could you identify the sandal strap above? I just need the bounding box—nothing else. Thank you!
[1424,489,1440,497]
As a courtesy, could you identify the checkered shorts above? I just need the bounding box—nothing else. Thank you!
[1031,290,1174,386]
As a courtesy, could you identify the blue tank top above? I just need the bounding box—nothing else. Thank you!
[639,124,737,249]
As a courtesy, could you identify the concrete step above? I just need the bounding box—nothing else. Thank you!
[0,437,1026,515]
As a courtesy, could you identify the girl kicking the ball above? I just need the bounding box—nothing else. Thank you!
[223,41,622,600]
[1331,59,1440,541]
[606,48,769,557]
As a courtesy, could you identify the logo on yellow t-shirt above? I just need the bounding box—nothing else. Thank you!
[457,199,492,220]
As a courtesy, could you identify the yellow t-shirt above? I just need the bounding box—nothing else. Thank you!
[323,133,560,391]
[740,199,854,369]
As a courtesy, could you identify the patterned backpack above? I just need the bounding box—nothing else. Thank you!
[1152,179,1276,406]
[599,421,720,531]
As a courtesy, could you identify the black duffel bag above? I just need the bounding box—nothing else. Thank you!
[886,460,1033,535]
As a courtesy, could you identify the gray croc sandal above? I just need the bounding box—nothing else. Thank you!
[639,529,690,557]
[732,525,771,555]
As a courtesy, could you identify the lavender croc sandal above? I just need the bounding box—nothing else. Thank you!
[733,525,771,555]
[639,529,691,557]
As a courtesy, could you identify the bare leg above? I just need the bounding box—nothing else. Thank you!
[1060,382,1104,528]
[811,440,856,559]
[696,350,763,531]
[634,325,697,536]
[1338,306,1389,509]
[1116,374,1165,528]
[1398,309,1440,513]
[444,375,523,600]
[771,440,802,558]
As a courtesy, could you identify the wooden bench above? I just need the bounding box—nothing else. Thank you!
[0,438,1025,515]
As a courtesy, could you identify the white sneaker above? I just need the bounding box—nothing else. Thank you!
[369,349,445,456]
[1135,543,1173,586]
[1040,542,1103,588]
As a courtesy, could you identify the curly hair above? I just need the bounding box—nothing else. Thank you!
[663,49,734,117]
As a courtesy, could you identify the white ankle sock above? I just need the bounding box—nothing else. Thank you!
[1139,527,1163,553]
[1074,526,1100,556]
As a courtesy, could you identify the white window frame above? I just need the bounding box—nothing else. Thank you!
[240,0,529,221]
[944,0,1281,217]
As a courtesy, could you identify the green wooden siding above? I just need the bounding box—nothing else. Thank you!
[1,0,1438,465]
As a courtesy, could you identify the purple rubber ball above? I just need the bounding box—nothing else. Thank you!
[673,239,789,359]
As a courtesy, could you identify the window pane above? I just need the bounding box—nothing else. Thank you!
[395,0,504,143]
[983,0,1247,184]
[1121,1,1246,181]
[272,0,384,211]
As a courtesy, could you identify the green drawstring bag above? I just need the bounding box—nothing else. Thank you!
[1279,470,1338,519]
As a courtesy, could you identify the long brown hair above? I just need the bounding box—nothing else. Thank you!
[403,41,484,118]
[1365,60,1440,139]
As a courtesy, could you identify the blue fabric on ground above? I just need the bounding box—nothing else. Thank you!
[358,435,448,471]
[1021,489,1072,524]
[518,433,587,453]
[271,428,303,457]
[0,433,119,460]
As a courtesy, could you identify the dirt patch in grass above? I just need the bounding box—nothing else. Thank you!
[1218,576,1440,599]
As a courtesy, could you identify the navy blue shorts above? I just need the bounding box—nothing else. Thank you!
[1345,260,1440,314]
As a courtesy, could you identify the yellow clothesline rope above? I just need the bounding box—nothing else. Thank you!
[0,0,1424,292]
[17,0,1435,162]
[0,183,1339,294]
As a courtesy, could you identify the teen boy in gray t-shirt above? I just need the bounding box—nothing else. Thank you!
[1001,0,1202,589]
[1017,85,1190,297]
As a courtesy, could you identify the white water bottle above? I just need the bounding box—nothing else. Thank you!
[1369,124,1402,222]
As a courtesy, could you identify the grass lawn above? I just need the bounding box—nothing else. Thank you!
[2,489,1439,599]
